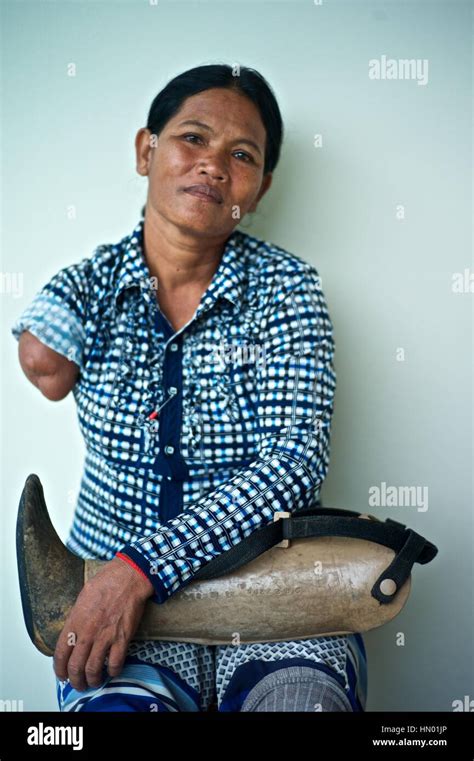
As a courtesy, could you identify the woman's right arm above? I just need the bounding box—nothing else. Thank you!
[18,330,80,401]
[12,258,93,401]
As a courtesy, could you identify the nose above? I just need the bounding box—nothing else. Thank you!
[197,151,229,181]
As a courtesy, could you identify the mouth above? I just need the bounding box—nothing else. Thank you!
[182,184,223,205]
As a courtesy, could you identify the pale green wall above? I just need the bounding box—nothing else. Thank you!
[2,0,472,711]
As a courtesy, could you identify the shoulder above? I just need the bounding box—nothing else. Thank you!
[84,241,123,296]
[50,231,128,308]
[234,229,323,295]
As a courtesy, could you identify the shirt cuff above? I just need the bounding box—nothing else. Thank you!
[115,548,169,605]
[11,292,85,367]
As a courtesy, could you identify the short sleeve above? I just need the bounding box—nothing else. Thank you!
[10,259,91,369]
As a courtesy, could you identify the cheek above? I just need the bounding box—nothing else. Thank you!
[232,170,262,202]
[167,145,197,173]
[151,146,193,184]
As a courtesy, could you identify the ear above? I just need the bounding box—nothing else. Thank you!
[135,128,154,177]
[248,173,273,213]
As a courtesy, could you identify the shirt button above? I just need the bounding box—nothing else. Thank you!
[168,386,178,395]
[164,445,175,455]
[170,343,179,352]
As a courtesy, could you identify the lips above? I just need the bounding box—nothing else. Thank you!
[183,184,223,204]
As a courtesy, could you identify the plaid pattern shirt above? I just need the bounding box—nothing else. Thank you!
[11,215,336,606]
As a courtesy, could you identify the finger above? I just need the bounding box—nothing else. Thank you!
[53,623,78,681]
[84,641,111,689]
[67,639,94,692]
[106,640,129,679]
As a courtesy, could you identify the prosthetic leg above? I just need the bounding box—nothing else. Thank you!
[17,473,422,657]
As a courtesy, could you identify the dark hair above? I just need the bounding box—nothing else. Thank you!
[140,63,284,216]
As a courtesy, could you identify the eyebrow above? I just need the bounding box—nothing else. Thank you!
[177,119,263,156]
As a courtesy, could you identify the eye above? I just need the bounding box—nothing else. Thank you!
[182,133,203,144]
[181,134,254,163]
[233,150,253,163]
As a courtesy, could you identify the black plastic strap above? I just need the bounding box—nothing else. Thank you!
[192,506,438,604]
[192,517,285,581]
[371,529,429,603]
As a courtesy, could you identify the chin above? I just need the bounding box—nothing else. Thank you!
[169,214,225,236]
[174,216,222,237]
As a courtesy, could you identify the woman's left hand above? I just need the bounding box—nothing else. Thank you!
[53,557,154,691]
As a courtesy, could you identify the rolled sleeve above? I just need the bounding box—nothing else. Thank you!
[117,265,337,605]
[11,262,90,369]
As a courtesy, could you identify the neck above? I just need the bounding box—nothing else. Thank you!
[143,210,229,292]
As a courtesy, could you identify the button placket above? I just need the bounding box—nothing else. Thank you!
[182,333,204,448]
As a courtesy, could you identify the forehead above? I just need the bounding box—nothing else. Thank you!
[168,88,266,142]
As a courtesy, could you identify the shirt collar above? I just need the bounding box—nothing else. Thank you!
[113,216,247,316]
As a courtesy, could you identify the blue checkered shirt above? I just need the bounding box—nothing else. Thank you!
[11,216,336,605]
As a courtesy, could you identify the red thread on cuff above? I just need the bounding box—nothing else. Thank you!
[116,552,150,583]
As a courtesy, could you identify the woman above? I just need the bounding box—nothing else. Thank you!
[12,64,367,712]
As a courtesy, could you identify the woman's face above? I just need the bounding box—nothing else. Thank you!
[135,87,273,240]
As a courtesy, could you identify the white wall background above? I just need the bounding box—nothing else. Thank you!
[1,0,472,712]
